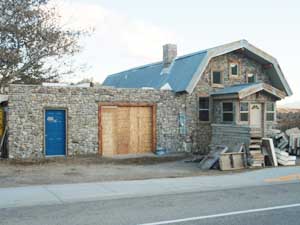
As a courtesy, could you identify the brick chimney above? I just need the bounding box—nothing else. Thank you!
[163,44,177,68]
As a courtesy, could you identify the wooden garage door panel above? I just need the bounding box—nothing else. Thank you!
[101,107,117,156]
[101,106,154,156]
[116,107,130,154]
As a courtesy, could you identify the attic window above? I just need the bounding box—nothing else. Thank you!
[212,71,222,84]
[247,74,256,83]
[230,63,239,76]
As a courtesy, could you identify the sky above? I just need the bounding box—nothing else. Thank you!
[56,0,300,106]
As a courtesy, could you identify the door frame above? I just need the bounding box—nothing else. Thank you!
[98,102,157,156]
[249,103,263,129]
[43,108,68,157]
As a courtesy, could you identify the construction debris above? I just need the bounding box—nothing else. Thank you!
[200,128,299,171]
[286,127,300,155]
[269,128,299,166]
[262,138,278,167]
[275,148,296,166]
[199,145,228,170]
[219,144,247,171]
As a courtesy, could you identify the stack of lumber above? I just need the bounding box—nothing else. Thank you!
[275,148,296,166]
[269,128,298,166]
[270,128,300,156]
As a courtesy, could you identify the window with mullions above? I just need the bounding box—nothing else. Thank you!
[240,102,249,122]
[223,102,234,122]
[199,97,210,121]
[266,102,275,121]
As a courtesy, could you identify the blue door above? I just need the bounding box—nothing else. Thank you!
[45,110,66,156]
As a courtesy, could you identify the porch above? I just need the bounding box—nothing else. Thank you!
[209,82,287,163]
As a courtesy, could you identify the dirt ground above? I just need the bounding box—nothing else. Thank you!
[0,153,238,188]
[1,153,298,188]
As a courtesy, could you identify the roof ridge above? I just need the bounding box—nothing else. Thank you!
[175,49,207,60]
[108,61,163,77]
[107,49,208,77]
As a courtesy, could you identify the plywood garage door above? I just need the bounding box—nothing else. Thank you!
[100,106,154,156]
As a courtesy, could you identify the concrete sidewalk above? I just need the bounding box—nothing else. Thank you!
[1,166,300,209]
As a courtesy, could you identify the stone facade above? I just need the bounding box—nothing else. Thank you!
[8,85,197,159]
[7,51,284,159]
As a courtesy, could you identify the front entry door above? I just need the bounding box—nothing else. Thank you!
[250,103,262,130]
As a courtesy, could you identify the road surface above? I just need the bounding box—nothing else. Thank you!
[1,182,300,225]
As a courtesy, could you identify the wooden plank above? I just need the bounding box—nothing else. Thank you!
[101,107,118,156]
[199,146,228,170]
[137,106,153,153]
[262,138,278,167]
[117,107,130,154]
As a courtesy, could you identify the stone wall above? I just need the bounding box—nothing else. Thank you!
[211,124,251,150]
[8,84,210,159]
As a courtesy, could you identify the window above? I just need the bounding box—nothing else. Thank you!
[230,63,239,76]
[223,102,234,122]
[212,71,222,84]
[240,102,249,122]
[247,74,256,83]
[266,102,275,121]
[199,97,210,121]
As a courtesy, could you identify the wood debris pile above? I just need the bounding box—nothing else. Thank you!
[268,127,299,166]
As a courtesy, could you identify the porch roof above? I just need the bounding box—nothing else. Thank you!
[211,82,286,100]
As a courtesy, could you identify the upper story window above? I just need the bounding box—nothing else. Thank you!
[199,97,210,121]
[222,102,234,122]
[240,102,249,122]
[230,63,239,76]
[266,102,275,121]
[247,73,256,83]
[212,71,222,85]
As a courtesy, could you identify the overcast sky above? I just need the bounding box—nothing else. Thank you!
[57,0,300,105]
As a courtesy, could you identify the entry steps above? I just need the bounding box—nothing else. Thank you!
[249,136,265,168]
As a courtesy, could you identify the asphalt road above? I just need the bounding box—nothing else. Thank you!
[1,182,300,225]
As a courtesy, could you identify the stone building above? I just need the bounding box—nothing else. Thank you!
[7,40,292,159]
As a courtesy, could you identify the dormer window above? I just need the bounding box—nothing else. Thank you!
[247,74,256,83]
[230,63,239,76]
[212,71,222,85]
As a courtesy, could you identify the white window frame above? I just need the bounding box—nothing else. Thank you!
[199,97,210,122]
[230,63,239,76]
[222,101,234,122]
[240,102,249,122]
[211,70,223,85]
[247,73,256,83]
[266,102,276,121]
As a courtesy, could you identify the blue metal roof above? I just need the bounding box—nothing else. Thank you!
[102,40,292,96]
[211,83,261,96]
[103,50,207,92]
